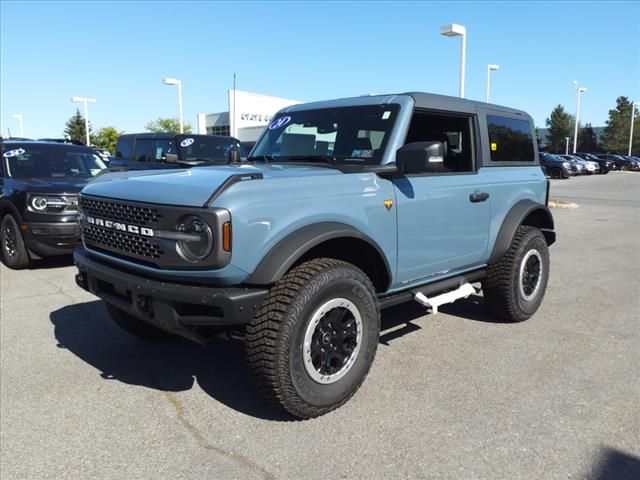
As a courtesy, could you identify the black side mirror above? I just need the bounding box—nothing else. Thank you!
[227,147,241,164]
[165,153,178,163]
[396,141,445,174]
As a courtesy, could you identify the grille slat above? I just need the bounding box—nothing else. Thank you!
[80,197,167,262]
[80,198,163,226]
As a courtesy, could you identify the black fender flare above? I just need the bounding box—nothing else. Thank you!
[0,199,23,223]
[246,222,392,286]
[488,200,555,264]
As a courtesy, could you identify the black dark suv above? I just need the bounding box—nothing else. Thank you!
[538,152,572,179]
[109,133,247,170]
[0,140,106,268]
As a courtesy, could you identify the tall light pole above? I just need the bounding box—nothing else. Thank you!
[163,77,184,133]
[440,24,467,98]
[486,64,500,103]
[629,102,637,156]
[565,137,570,155]
[572,81,587,154]
[71,96,96,146]
[11,114,24,137]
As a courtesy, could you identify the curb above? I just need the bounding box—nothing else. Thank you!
[548,199,579,209]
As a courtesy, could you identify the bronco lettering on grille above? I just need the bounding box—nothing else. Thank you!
[85,215,154,237]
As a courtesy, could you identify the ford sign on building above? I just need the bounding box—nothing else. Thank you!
[199,89,301,141]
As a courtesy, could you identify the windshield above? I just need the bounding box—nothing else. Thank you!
[176,136,246,164]
[251,105,400,166]
[2,145,106,178]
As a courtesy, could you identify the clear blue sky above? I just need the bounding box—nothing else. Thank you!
[1,1,638,138]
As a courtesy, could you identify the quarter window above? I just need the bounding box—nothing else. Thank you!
[487,116,534,162]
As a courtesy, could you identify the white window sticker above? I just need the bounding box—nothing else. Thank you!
[382,111,391,120]
[268,116,291,130]
[180,138,195,147]
[3,148,25,158]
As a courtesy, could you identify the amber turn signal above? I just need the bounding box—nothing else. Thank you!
[222,222,232,252]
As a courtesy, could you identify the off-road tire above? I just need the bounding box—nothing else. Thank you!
[245,258,380,419]
[106,303,173,341]
[482,226,549,323]
[1,215,31,269]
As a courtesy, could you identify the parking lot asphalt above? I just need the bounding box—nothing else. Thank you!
[1,172,639,480]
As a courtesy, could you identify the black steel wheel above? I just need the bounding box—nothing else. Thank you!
[1,215,30,269]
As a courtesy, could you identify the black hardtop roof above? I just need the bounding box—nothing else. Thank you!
[284,91,531,119]
[405,92,530,117]
[119,132,241,141]
[1,139,94,151]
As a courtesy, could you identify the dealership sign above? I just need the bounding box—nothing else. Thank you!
[228,89,301,137]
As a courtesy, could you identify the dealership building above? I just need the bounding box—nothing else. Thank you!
[197,90,301,142]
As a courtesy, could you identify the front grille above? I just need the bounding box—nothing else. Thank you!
[80,197,162,226]
[84,224,164,259]
[80,196,168,264]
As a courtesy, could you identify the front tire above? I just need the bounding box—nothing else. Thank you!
[106,303,173,341]
[245,258,380,419]
[482,226,550,323]
[1,215,31,269]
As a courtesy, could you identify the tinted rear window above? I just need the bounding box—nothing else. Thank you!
[487,115,534,162]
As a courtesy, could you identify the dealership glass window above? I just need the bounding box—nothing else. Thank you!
[133,139,155,163]
[487,115,534,162]
[207,126,230,136]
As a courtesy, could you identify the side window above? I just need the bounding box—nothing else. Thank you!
[153,140,176,162]
[404,111,475,173]
[115,136,133,159]
[134,139,154,163]
[487,115,534,162]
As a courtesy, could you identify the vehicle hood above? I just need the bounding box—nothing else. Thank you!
[10,177,91,194]
[81,163,343,207]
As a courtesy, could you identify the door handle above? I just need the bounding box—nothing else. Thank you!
[469,191,490,203]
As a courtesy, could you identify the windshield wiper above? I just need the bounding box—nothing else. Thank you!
[278,155,338,165]
[247,155,275,162]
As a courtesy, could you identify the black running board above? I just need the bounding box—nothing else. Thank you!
[378,269,486,310]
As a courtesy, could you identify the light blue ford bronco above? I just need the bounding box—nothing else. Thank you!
[74,92,555,418]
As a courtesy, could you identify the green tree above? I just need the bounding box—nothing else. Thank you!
[578,123,600,152]
[91,126,122,154]
[144,117,192,134]
[545,105,575,153]
[64,108,92,144]
[601,96,640,154]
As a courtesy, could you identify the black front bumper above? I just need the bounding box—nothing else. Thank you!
[74,248,268,342]
[23,222,81,257]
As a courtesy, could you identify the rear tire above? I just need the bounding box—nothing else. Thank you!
[106,303,173,341]
[1,215,31,269]
[245,258,380,419]
[482,226,549,323]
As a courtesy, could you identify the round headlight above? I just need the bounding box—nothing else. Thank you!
[31,196,48,211]
[175,215,213,262]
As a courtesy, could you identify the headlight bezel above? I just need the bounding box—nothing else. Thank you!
[27,193,78,214]
[175,214,215,263]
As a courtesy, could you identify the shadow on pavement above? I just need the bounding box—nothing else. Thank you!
[590,447,640,480]
[32,255,75,270]
[50,294,502,420]
[50,300,291,421]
